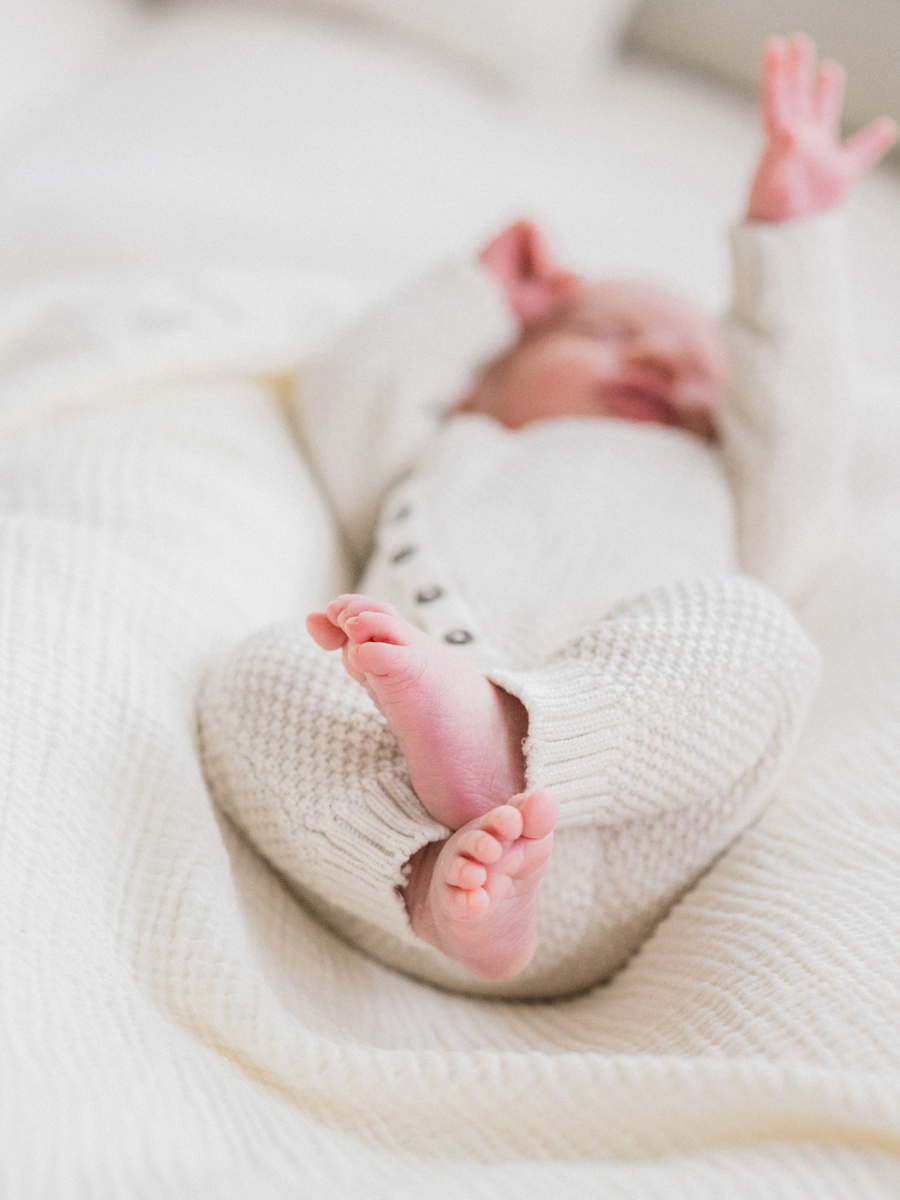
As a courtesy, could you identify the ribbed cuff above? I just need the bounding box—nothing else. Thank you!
[489,654,630,829]
[432,258,520,386]
[198,625,451,947]
[490,576,821,834]
[729,212,848,337]
[298,772,451,945]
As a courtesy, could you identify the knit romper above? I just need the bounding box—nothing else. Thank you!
[199,215,849,999]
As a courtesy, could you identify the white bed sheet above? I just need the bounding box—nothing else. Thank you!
[3,5,900,1197]
[2,1,900,371]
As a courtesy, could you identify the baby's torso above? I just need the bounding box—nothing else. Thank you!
[361,414,737,670]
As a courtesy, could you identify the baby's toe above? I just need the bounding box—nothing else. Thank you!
[449,885,490,916]
[343,609,411,647]
[514,790,560,840]
[454,828,504,865]
[348,639,414,678]
[328,594,398,628]
[478,804,524,844]
[444,856,487,890]
[305,610,347,650]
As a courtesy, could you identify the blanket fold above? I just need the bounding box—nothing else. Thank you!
[2,273,900,1197]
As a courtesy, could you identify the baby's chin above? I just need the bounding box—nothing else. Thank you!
[457,384,717,441]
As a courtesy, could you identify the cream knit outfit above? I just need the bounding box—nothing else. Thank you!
[199,216,843,999]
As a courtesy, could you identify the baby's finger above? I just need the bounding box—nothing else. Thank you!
[843,116,899,175]
[761,37,792,133]
[787,33,815,121]
[813,60,845,133]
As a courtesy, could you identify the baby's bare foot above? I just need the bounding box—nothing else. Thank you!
[403,790,558,980]
[307,594,527,828]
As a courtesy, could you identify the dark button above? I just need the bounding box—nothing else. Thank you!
[444,629,474,645]
[391,546,416,564]
[416,585,444,603]
[393,504,412,522]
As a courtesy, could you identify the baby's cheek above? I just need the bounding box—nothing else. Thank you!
[489,338,610,426]
[526,359,602,421]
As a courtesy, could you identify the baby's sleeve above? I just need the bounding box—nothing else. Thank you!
[718,213,854,604]
[291,258,517,566]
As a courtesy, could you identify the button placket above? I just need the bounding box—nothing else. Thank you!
[378,480,483,656]
[444,629,473,645]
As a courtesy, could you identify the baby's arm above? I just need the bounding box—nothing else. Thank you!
[294,259,517,565]
[293,223,578,566]
[719,36,897,601]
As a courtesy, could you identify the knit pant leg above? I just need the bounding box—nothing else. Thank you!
[198,575,820,1000]
[197,624,450,947]
[486,574,821,997]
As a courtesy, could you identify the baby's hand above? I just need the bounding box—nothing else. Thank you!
[747,34,898,222]
[479,220,584,326]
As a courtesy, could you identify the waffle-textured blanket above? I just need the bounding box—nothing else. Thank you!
[2,269,900,1198]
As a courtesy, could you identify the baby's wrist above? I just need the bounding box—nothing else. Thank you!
[747,195,831,223]
[746,164,843,223]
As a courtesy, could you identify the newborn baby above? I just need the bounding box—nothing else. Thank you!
[199,38,897,998]
[305,241,734,982]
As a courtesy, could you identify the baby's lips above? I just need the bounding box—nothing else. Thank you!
[673,379,722,408]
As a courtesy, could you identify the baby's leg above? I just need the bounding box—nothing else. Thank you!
[201,574,819,997]
[200,616,558,985]
[307,594,529,829]
[307,595,561,981]
[402,790,558,981]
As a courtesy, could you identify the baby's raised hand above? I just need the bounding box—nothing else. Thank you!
[747,34,898,222]
[479,221,584,327]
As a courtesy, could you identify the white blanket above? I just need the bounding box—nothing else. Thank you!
[3,270,900,1197]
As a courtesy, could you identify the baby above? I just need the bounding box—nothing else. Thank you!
[199,39,897,998]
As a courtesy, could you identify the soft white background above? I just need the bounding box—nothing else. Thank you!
[3,4,900,1196]
[2,0,900,369]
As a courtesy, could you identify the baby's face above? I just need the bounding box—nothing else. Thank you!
[464,281,728,440]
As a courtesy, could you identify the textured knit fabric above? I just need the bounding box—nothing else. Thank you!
[362,413,736,671]
[198,216,841,995]
[298,216,851,606]
[3,251,900,1194]
[722,216,854,602]
[199,621,451,949]
[200,574,818,997]
[295,257,517,567]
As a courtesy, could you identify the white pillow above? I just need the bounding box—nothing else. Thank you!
[0,0,136,144]
[628,0,900,134]
[300,0,640,92]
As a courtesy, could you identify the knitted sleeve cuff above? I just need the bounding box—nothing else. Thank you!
[198,624,451,947]
[286,773,451,946]
[407,258,521,406]
[729,212,849,340]
[295,256,518,562]
[489,653,628,828]
[489,575,820,833]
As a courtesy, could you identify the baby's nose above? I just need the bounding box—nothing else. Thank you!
[628,333,683,375]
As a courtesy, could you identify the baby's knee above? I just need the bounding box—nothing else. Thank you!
[717,574,821,729]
